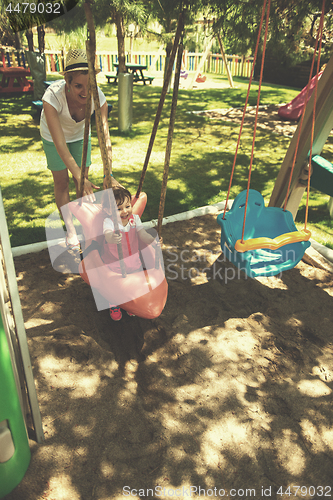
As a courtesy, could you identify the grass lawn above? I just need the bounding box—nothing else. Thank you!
[1,74,333,249]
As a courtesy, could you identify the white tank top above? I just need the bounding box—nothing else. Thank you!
[40,79,106,143]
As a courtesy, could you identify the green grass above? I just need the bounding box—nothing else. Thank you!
[1,74,333,249]
[37,31,162,53]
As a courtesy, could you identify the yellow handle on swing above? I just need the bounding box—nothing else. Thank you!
[234,229,311,253]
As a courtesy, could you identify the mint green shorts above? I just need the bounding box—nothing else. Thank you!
[42,137,92,172]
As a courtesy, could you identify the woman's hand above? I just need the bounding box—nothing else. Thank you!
[83,178,100,203]
[111,176,123,188]
[103,175,123,191]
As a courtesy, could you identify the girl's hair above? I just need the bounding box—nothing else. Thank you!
[102,187,132,211]
[65,70,88,84]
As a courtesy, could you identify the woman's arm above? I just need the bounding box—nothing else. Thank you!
[43,101,98,200]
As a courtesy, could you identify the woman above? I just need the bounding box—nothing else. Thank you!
[40,48,119,250]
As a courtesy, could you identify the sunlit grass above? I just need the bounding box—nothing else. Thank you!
[1,75,332,248]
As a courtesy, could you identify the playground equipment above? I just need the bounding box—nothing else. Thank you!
[217,190,311,278]
[71,6,188,318]
[68,193,167,318]
[0,314,30,499]
[48,4,189,319]
[278,70,324,121]
[0,189,44,498]
[195,73,207,83]
[269,50,333,215]
[309,155,333,197]
[217,0,329,278]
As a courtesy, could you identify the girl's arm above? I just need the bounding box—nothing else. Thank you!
[137,228,157,246]
[43,101,99,201]
[104,229,122,244]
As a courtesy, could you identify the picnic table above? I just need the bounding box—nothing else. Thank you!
[105,63,154,85]
[0,67,33,94]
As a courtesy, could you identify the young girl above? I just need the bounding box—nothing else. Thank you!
[102,187,158,321]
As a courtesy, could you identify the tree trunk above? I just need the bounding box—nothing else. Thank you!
[37,24,45,54]
[14,32,21,50]
[25,29,34,52]
[163,41,173,90]
[166,40,173,58]
[115,13,126,73]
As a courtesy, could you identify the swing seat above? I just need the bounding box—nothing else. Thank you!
[69,193,168,319]
[217,190,311,278]
[195,73,206,83]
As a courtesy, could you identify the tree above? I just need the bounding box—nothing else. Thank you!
[1,0,80,53]
[201,0,333,62]
[0,11,16,47]
[143,0,184,60]
[144,0,207,55]
[48,0,148,131]
[49,0,147,73]
[140,0,204,89]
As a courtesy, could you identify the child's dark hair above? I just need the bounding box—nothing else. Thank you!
[102,187,132,211]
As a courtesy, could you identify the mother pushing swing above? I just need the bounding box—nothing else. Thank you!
[40,48,120,250]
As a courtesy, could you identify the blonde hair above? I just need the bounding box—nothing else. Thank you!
[65,70,88,84]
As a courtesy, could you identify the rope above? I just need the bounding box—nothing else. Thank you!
[157,37,184,238]
[283,0,326,214]
[84,0,126,278]
[305,0,326,230]
[135,11,185,199]
[240,0,271,243]
[79,79,92,201]
[222,0,268,220]
[224,0,326,247]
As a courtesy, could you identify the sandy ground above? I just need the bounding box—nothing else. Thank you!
[5,94,333,500]
[7,213,333,500]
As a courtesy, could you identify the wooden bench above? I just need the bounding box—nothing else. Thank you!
[143,76,154,85]
[105,72,118,84]
[106,72,154,85]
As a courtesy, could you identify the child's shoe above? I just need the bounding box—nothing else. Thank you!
[109,306,122,321]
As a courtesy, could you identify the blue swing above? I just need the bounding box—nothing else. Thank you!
[217,190,311,278]
[214,0,322,278]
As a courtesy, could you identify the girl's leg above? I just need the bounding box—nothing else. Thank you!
[109,305,122,321]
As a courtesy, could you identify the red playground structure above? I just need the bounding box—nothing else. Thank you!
[278,71,323,121]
